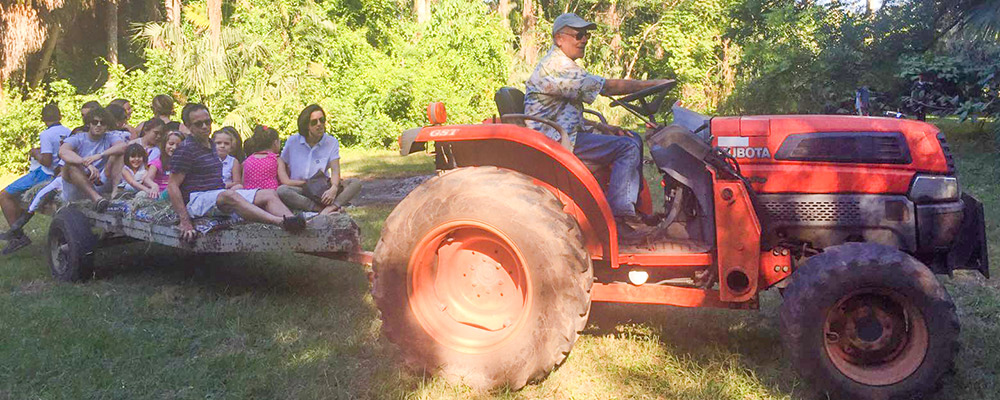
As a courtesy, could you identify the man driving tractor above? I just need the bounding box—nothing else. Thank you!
[524,13,672,242]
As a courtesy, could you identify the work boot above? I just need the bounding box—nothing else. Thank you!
[2,231,31,255]
[615,215,654,244]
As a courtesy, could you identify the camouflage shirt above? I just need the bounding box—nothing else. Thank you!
[524,46,606,146]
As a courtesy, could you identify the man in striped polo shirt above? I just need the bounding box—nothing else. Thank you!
[166,103,305,241]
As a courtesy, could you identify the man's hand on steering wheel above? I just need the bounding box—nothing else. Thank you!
[592,122,627,136]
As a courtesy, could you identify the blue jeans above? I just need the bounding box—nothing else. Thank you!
[573,131,642,217]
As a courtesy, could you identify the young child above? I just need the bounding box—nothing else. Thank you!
[144,131,184,195]
[241,125,281,190]
[119,143,158,198]
[212,128,243,189]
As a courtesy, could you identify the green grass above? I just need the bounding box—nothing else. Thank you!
[1,131,999,399]
[340,147,435,179]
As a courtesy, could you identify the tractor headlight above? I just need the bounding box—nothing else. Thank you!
[909,175,960,203]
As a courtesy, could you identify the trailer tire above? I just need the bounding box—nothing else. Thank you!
[373,166,592,390]
[780,243,959,400]
[47,207,97,282]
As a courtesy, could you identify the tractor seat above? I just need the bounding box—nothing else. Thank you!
[494,87,606,174]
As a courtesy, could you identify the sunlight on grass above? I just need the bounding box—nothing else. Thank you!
[341,147,434,179]
[0,173,16,192]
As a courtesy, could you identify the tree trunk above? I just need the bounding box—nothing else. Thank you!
[166,0,181,32]
[499,0,510,27]
[30,22,60,88]
[520,0,537,66]
[866,0,874,15]
[107,0,118,64]
[208,0,222,51]
[414,0,430,24]
[604,2,623,76]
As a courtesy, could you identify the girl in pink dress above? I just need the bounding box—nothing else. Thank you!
[144,130,184,196]
[241,125,281,190]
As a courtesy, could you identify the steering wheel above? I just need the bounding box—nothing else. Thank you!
[610,80,677,126]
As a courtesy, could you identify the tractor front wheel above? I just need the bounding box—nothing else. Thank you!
[780,243,959,400]
[372,167,592,390]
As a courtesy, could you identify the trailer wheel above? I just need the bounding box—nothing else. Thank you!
[780,243,959,400]
[373,167,592,390]
[47,207,97,282]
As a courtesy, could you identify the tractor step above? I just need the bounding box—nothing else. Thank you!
[620,238,710,254]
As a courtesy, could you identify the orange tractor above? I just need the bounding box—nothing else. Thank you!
[371,82,989,399]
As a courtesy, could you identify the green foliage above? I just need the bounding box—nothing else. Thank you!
[0,81,99,174]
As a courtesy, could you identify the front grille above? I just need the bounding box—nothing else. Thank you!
[764,201,863,224]
[937,132,956,174]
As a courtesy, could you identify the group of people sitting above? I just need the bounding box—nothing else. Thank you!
[0,96,361,254]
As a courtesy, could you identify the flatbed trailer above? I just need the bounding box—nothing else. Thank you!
[24,191,369,281]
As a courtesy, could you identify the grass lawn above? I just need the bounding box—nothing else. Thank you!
[1,134,999,399]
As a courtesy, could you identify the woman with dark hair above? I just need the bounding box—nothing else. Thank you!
[277,104,361,214]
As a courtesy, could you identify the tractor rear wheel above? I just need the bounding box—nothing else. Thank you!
[373,167,592,390]
[780,243,959,400]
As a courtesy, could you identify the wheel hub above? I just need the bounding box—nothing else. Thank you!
[409,221,532,352]
[50,231,70,274]
[824,289,929,386]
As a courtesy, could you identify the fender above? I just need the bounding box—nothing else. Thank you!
[402,123,619,265]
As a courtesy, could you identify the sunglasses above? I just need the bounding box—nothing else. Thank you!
[560,30,591,40]
[310,117,326,127]
[90,120,105,127]
[192,119,213,129]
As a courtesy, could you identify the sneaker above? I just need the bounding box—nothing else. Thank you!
[93,198,110,212]
[281,214,307,233]
[9,212,34,233]
[1,232,31,255]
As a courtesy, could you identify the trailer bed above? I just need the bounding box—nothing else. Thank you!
[22,183,364,262]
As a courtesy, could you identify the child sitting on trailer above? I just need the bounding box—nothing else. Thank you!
[212,128,243,189]
[119,143,159,198]
[146,130,185,197]
[241,125,281,190]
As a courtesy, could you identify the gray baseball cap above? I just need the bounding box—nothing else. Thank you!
[552,13,596,36]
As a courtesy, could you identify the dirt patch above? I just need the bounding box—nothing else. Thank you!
[351,174,432,206]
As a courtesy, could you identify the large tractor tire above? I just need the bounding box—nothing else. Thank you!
[47,207,97,282]
[372,167,593,390]
[780,243,959,400]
